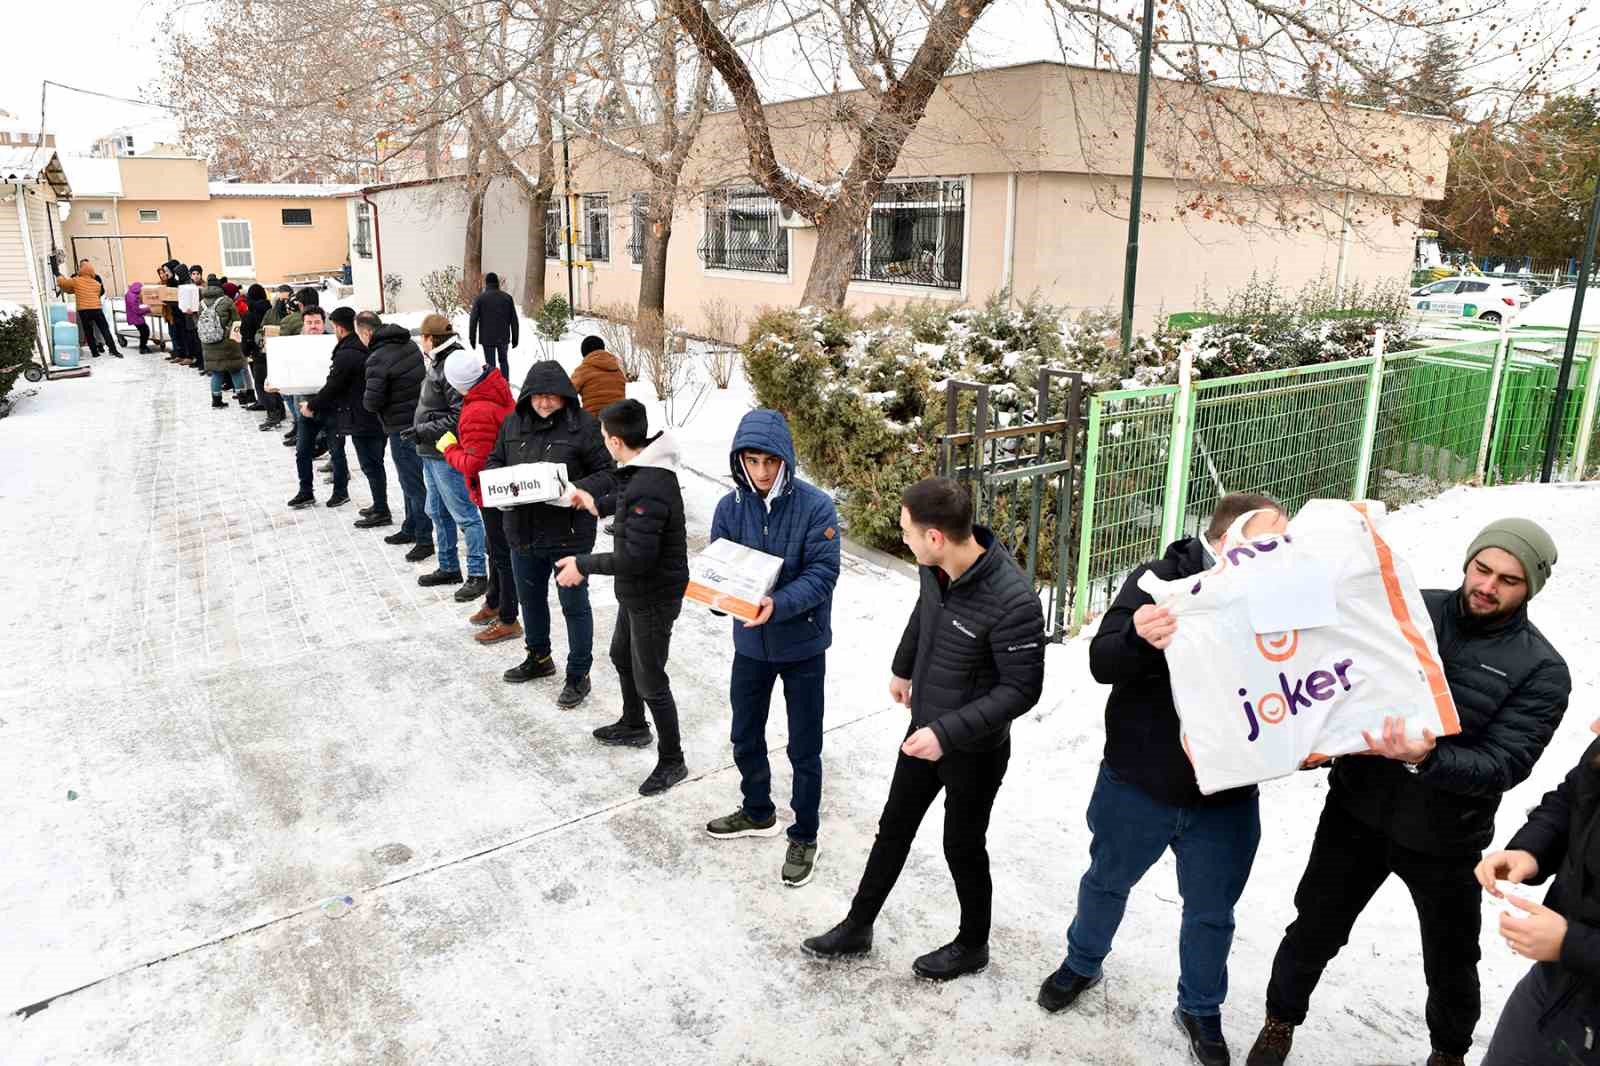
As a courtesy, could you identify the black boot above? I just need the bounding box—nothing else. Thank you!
[354,512,393,529]
[235,390,257,406]
[1174,1009,1230,1066]
[384,530,417,545]
[404,542,435,563]
[1244,1016,1294,1066]
[593,718,652,747]
[212,394,227,408]
[503,653,556,683]
[912,941,989,981]
[325,491,350,508]
[453,576,489,602]
[556,676,592,709]
[638,759,687,796]
[1037,969,1102,1013]
[801,919,874,959]
[286,491,315,509]
[417,568,463,588]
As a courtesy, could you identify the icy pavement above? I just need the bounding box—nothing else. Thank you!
[3,356,1600,1064]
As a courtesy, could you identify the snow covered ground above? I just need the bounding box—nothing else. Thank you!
[2,345,1597,1065]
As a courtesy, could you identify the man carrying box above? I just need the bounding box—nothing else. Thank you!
[700,410,840,889]
[1248,518,1571,1066]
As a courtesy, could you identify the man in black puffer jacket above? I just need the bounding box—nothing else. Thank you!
[363,318,432,558]
[803,476,1045,982]
[303,307,388,523]
[484,360,614,700]
[557,400,690,798]
[1477,717,1600,1066]
[1250,518,1571,1066]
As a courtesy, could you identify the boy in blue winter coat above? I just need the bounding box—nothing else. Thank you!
[702,410,841,888]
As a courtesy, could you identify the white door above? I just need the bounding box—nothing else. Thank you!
[218,219,255,277]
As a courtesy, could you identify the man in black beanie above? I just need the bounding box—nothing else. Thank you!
[1248,517,1571,1066]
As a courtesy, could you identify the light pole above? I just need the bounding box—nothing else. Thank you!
[1539,175,1600,482]
[1118,0,1157,357]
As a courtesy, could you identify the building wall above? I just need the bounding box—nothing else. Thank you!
[0,182,64,350]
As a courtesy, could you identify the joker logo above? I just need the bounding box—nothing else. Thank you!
[1240,657,1356,742]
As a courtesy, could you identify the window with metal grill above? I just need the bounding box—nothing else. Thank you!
[281,208,313,226]
[582,194,610,263]
[629,192,648,265]
[854,178,964,290]
[697,187,788,275]
[354,202,373,258]
[544,200,562,260]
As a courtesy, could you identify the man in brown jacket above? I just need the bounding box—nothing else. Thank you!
[569,335,627,418]
[57,259,120,357]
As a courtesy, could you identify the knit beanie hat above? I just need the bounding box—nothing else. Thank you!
[444,348,485,394]
[581,334,605,356]
[1464,518,1557,600]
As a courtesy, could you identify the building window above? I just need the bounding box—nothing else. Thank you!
[281,207,313,227]
[629,192,648,265]
[85,207,108,224]
[697,187,788,275]
[219,219,256,276]
[581,194,610,263]
[544,199,563,260]
[138,208,159,223]
[855,178,965,290]
[354,201,373,259]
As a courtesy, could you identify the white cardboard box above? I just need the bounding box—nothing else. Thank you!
[265,333,336,394]
[479,462,571,509]
[685,539,784,621]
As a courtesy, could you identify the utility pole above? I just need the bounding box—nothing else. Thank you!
[558,98,577,310]
[1539,177,1600,482]
[1118,0,1157,356]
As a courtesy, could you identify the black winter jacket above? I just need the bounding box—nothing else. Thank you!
[469,288,519,348]
[891,527,1047,753]
[412,339,465,459]
[240,296,271,359]
[574,432,689,606]
[1092,537,1257,808]
[1331,588,1570,856]
[307,333,383,436]
[484,360,614,552]
[1505,737,1600,1021]
[362,324,426,434]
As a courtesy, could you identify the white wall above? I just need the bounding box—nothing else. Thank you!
[367,178,533,314]
[347,198,381,311]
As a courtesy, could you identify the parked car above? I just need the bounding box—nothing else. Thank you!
[1409,276,1529,324]
[1511,285,1600,330]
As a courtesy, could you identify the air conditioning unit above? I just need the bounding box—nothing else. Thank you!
[778,204,815,229]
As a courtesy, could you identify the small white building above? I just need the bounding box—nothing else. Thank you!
[0,143,72,353]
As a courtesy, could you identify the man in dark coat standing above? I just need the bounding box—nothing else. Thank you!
[469,272,519,379]
[1248,518,1571,1066]
[363,317,432,561]
[802,476,1046,982]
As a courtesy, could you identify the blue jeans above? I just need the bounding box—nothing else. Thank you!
[730,652,825,843]
[1057,762,1261,1016]
[389,433,432,541]
[421,457,486,576]
[510,546,593,678]
[211,367,247,396]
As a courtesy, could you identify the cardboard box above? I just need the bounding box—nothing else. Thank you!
[263,325,281,337]
[142,285,177,305]
[479,462,571,509]
[685,539,784,621]
[264,333,336,394]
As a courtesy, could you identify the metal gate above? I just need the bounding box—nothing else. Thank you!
[937,369,1085,639]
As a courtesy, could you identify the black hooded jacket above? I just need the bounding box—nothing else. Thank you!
[469,286,519,348]
[362,323,426,434]
[483,360,614,552]
[308,332,382,436]
[240,287,272,358]
[573,432,689,606]
[1090,536,1258,808]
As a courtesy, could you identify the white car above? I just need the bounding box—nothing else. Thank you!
[1410,277,1529,324]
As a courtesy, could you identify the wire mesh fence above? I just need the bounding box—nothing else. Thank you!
[1366,341,1499,503]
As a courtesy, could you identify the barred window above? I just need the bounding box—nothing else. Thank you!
[354,202,373,259]
[281,207,313,227]
[582,194,610,263]
[697,187,788,275]
[855,178,964,290]
[544,199,562,260]
[629,192,648,264]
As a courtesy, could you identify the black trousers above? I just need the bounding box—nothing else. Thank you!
[848,733,1011,948]
[612,598,683,762]
[78,308,117,353]
[135,323,150,351]
[481,506,517,624]
[1484,963,1600,1066]
[482,342,509,378]
[1266,798,1482,1056]
[350,433,388,514]
[248,350,286,419]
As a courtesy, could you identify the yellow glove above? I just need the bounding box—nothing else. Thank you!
[437,431,458,452]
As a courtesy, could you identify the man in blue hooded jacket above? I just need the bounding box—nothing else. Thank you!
[703,410,841,888]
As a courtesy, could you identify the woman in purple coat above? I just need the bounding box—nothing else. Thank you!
[124,282,151,353]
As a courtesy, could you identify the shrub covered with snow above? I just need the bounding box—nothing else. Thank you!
[0,303,37,406]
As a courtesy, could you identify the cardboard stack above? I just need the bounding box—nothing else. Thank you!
[685,539,785,622]
[479,463,571,509]
[141,285,177,308]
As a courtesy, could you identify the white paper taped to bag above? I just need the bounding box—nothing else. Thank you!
[265,333,337,394]
[479,462,570,509]
[1136,499,1461,794]
[685,539,784,622]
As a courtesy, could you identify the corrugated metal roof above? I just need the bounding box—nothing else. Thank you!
[0,146,72,196]
[59,155,122,198]
[207,181,363,199]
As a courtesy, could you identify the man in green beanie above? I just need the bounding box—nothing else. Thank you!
[1248,518,1571,1066]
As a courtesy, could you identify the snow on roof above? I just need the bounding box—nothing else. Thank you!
[207,182,364,199]
[59,156,122,198]
[0,145,70,195]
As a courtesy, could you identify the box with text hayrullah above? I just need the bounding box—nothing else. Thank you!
[685,539,784,622]
[479,462,570,509]
[264,333,337,394]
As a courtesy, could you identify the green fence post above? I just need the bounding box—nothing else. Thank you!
[1072,396,1104,628]
[1352,328,1386,499]
[1158,341,1195,545]
[1568,335,1600,481]
[1477,328,1513,483]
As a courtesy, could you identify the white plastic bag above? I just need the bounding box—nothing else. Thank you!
[1137,499,1460,794]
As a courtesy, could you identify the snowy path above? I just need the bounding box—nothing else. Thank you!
[2,355,1598,1064]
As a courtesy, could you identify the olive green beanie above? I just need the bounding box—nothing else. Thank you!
[1464,518,1557,599]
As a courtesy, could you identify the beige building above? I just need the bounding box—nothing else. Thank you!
[351,61,1449,335]
[0,140,71,353]
[61,155,359,295]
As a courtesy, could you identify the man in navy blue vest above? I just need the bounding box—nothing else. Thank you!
[702,410,841,889]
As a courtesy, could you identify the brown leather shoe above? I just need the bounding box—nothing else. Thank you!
[468,604,497,625]
[475,621,523,645]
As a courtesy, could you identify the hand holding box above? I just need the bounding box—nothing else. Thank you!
[686,539,785,622]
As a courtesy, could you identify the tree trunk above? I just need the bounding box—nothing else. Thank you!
[464,173,488,283]
[637,203,672,316]
[424,127,440,180]
[801,185,874,307]
[525,187,550,309]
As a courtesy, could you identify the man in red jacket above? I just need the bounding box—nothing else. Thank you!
[437,348,520,644]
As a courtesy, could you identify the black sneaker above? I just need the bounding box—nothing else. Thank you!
[417,568,464,588]
[781,841,818,887]
[801,919,873,959]
[354,513,393,529]
[453,576,489,602]
[359,505,378,517]
[705,809,781,839]
[1244,1017,1294,1066]
[638,760,687,796]
[211,394,227,409]
[556,676,591,708]
[912,941,989,981]
[593,719,653,747]
[404,542,435,563]
[259,418,284,432]
[283,428,297,443]
[503,653,556,683]
[326,492,350,508]
[282,435,297,447]
[1175,1009,1230,1066]
[1037,969,1102,1013]
[384,530,417,545]
[286,491,315,509]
